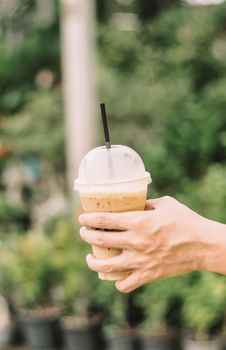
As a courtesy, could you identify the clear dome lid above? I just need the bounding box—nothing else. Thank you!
[75,145,151,185]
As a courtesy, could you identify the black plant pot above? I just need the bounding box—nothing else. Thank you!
[221,336,226,350]
[107,331,140,350]
[182,336,222,350]
[63,324,103,350]
[19,317,62,349]
[10,320,25,346]
[141,333,180,350]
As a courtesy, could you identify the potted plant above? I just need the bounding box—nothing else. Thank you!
[0,240,18,347]
[136,276,186,350]
[10,233,62,349]
[182,272,226,350]
[94,280,139,350]
[50,219,104,350]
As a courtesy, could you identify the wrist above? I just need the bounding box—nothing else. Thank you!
[196,217,226,274]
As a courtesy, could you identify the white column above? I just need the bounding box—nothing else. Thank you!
[61,0,97,193]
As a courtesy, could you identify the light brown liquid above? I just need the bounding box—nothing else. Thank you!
[80,192,146,213]
[80,191,147,280]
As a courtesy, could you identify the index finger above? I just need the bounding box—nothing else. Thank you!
[79,212,129,231]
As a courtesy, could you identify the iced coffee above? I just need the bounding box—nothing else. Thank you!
[80,191,147,213]
[75,145,151,280]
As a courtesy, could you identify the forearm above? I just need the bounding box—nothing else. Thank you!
[200,218,226,275]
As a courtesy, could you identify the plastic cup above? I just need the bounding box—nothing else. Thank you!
[74,145,151,281]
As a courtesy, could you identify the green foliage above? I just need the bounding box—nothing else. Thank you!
[181,164,226,223]
[0,240,17,302]
[0,193,30,233]
[2,0,226,336]
[10,233,59,309]
[1,90,65,172]
[0,2,60,113]
[137,272,226,337]
[51,219,100,316]
[37,2,226,338]
[136,0,181,21]
[182,272,226,336]
[95,0,181,23]
[0,218,99,314]
[98,2,226,196]
[94,281,128,329]
[137,276,187,333]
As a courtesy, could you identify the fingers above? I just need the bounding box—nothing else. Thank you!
[80,227,131,250]
[79,212,130,231]
[86,252,134,273]
[115,270,145,293]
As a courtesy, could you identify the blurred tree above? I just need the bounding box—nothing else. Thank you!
[136,0,181,21]
[97,1,226,196]
[1,90,64,173]
[96,0,109,22]
[95,0,182,22]
[0,0,60,113]
[96,0,137,22]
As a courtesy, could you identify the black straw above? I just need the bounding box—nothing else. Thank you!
[100,103,111,149]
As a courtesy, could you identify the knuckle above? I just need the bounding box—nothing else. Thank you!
[123,251,138,269]
[120,233,133,250]
[129,218,144,233]
[132,236,147,251]
[96,215,109,227]
[101,263,112,273]
[133,212,149,227]
[126,240,135,251]
[162,195,172,202]
[95,234,105,247]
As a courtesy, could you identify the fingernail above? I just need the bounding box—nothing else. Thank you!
[79,214,85,225]
[79,227,85,238]
[86,254,93,263]
[115,281,128,293]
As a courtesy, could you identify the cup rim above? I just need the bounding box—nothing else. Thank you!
[74,172,152,189]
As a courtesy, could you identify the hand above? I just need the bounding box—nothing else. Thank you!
[79,196,210,293]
